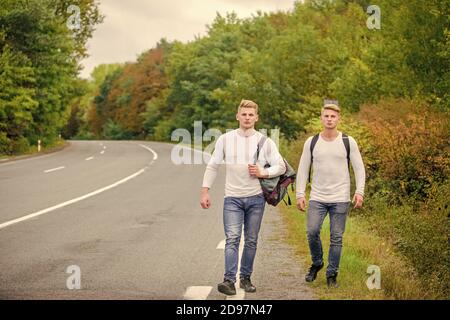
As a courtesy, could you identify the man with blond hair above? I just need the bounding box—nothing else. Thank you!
[296,100,365,288]
[200,99,286,295]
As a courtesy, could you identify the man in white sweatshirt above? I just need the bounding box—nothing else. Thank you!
[200,99,286,296]
[296,100,365,288]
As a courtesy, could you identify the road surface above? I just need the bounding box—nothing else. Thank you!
[0,140,313,299]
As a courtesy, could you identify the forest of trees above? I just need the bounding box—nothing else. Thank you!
[66,0,448,143]
[0,0,448,298]
[0,0,103,153]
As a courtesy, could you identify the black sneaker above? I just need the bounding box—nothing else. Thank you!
[326,273,339,288]
[305,262,324,282]
[240,277,256,293]
[218,279,236,295]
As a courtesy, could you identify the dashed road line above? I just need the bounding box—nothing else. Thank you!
[183,286,213,300]
[44,166,65,173]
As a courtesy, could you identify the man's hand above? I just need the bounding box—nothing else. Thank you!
[296,197,306,212]
[352,193,364,209]
[248,164,268,178]
[200,187,211,209]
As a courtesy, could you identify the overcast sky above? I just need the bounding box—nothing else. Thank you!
[80,0,297,78]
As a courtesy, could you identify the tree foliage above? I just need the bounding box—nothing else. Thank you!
[0,0,103,154]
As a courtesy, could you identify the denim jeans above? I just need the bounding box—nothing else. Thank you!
[307,200,350,277]
[223,193,266,282]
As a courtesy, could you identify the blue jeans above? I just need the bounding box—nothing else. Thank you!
[307,200,350,277]
[223,193,266,282]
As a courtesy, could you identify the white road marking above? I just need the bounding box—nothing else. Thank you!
[216,239,226,250]
[44,166,65,173]
[139,144,158,160]
[103,146,106,149]
[183,286,213,300]
[100,150,105,154]
[85,156,94,161]
[0,168,147,230]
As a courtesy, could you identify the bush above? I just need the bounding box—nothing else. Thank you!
[102,119,133,140]
[364,180,450,299]
[359,99,449,200]
[10,136,30,154]
[0,132,12,155]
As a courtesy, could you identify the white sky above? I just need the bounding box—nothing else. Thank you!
[80,0,297,78]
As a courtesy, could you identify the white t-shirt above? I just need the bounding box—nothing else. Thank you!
[296,132,365,203]
[202,128,286,198]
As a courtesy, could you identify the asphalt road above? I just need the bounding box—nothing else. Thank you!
[0,140,313,300]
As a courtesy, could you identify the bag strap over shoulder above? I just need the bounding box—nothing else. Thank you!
[254,135,268,165]
[308,134,320,183]
[342,133,350,172]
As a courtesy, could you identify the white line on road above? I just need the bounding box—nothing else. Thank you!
[216,239,226,250]
[0,168,147,230]
[85,156,94,161]
[139,144,158,160]
[44,166,65,173]
[100,150,105,154]
[183,286,213,300]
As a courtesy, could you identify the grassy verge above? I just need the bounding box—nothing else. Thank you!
[0,138,68,161]
[279,190,425,300]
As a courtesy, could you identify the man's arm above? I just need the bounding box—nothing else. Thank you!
[296,137,312,200]
[349,137,365,208]
[296,137,312,211]
[200,135,224,209]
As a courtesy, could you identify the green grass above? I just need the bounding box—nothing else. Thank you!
[279,190,425,299]
[0,138,67,160]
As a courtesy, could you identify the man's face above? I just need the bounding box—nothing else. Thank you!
[236,107,258,129]
[320,109,340,129]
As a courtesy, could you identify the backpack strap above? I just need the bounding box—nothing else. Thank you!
[342,133,350,172]
[254,135,268,165]
[282,193,292,206]
[308,134,320,183]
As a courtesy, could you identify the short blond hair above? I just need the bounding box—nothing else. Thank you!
[321,99,340,114]
[237,99,258,113]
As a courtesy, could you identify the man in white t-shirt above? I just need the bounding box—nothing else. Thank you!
[296,100,365,288]
[200,99,286,295]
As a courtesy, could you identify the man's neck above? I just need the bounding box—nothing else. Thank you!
[321,128,339,140]
[237,127,256,137]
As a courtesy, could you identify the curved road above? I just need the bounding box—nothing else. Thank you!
[0,140,313,299]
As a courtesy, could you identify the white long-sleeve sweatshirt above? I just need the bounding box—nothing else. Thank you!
[202,128,286,198]
[296,132,365,203]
